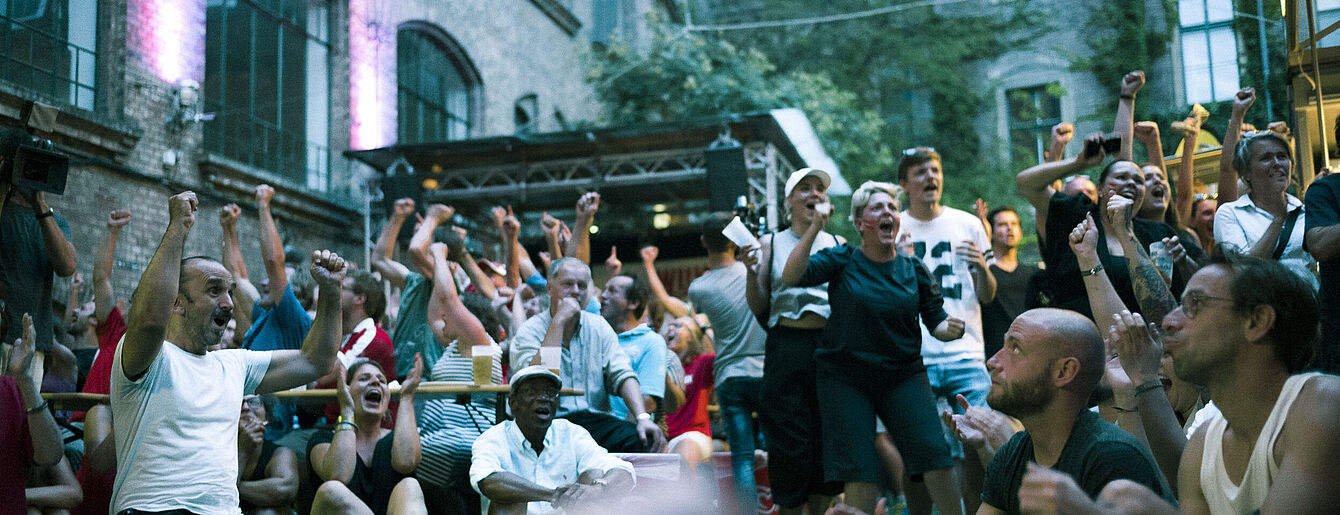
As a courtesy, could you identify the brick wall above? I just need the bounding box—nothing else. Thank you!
[27,0,642,307]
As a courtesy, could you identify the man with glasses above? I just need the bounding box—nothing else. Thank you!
[895,147,996,511]
[236,394,299,514]
[471,366,635,515]
[1090,252,1340,513]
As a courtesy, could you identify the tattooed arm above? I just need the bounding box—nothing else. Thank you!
[1103,195,1178,323]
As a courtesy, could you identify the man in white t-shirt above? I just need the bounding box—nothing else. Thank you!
[110,191,346,515]
[895,147,996,511]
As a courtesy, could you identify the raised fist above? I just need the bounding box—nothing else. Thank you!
[393,198,415,218]
[1103,192,1136,230]
[540,212,560,234]
[430,242,448,259]
[575,192,600,221]
[426,204,455,223]
[168,191,198,228]
[1051,122,1074,145]
[1119,71,1145,97]
[490,206,508,227]
[309,250,347,288]
[640,246,659,263]
[501,208,520,241]
[108,209,132,229]
[218,204,240,228]
[1133,121,1159,141]
[1232,88,1256,113]
[255,184,275,206]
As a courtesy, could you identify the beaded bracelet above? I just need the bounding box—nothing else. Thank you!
[25,399,48,415]
[1133,379,1163,397]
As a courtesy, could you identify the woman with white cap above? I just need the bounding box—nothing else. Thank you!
[741,167,845,515]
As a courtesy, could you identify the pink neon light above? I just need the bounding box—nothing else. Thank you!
[132,0,205,84]
[349,0,389,150]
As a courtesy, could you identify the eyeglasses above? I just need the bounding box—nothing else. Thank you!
[242,395,264,409]
[1178,291,1234,319]
[903,146,935,156]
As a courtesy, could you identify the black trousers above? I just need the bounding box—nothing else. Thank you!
[760,325,843,508]
[561,410,649,453]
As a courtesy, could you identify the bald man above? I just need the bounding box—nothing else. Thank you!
[976,309,1173,514]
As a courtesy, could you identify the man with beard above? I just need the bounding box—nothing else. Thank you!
[471,366,635,515]
[1091,254,1340,513]
[976,308,1172,514]
[111,191,346,515]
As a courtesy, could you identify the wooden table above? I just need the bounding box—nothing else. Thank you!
[42,392,109,412]
[275,382,584,422]
[44,383,585,421]
[271,382,583,400]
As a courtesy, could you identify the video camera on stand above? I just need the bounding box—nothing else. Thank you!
[0,102,69,196]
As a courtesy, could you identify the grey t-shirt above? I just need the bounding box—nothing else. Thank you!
[0,202,71,352]
[688,262,765,384]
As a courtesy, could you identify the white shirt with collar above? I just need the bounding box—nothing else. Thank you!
[1214,193,1319,290]
[469,418,635,515]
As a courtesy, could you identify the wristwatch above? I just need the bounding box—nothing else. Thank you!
[636,412,652,421]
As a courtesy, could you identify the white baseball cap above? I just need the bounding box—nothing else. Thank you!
[784,168,832,198]
[510,365,562,393]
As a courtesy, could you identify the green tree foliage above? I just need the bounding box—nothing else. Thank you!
[700,0,1048,211]
[586,20,890,237]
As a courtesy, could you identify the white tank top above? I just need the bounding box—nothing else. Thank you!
[1200,372,1322,514]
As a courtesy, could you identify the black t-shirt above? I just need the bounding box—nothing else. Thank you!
[981,263,1040,359]
[981,410,1175,514]
[0,202,72,352]
[796,244,948,381]
[1305,174,1340,318]
[303,430,405,515]
[1032,193,1205,319]
[240,439,281,512]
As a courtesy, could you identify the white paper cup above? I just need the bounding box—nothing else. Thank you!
[722,216,760,249]
[815,201,832,215]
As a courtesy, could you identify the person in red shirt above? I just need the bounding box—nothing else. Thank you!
[3,314,65,514]
[75,210,131,413]
[664,315,716,469]
[316,269,396,424]
[70,210,130,515]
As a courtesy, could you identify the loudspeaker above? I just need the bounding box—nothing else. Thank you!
[706,143,748,212]
[380,161,422,245]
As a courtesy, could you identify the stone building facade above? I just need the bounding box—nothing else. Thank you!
[5,0,660,304]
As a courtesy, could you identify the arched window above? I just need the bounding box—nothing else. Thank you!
[514,94,538,133]
[397,24,481,144]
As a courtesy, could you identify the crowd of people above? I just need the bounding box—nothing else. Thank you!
[3,68,1339,515]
